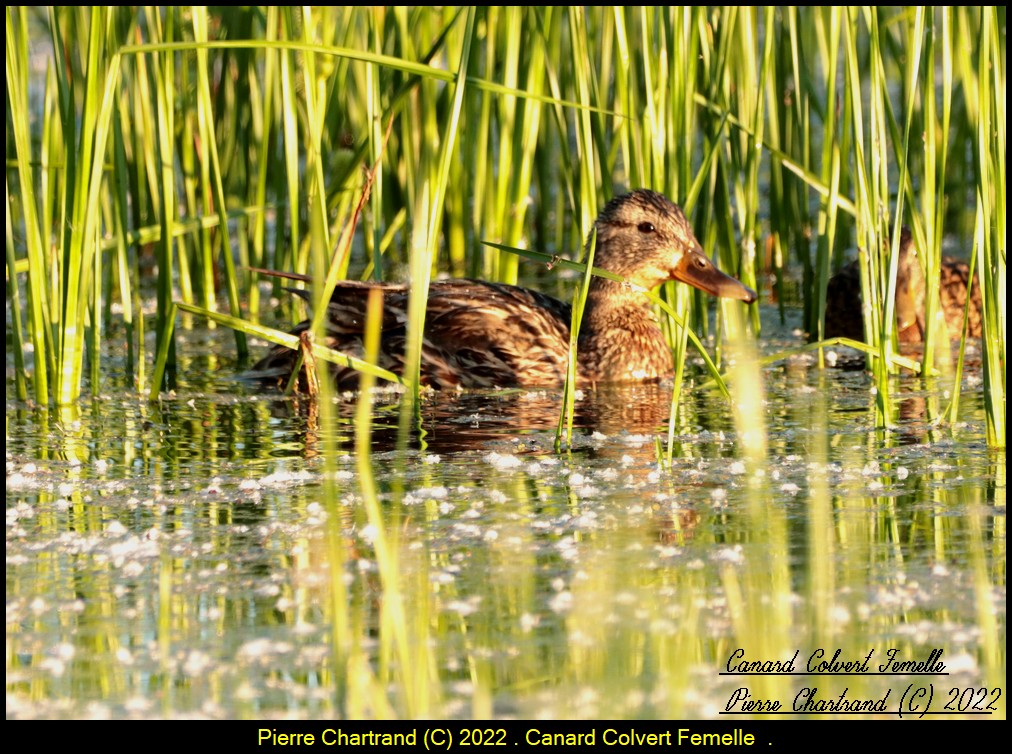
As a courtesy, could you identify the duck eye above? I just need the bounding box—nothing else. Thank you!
[637,222,655,233]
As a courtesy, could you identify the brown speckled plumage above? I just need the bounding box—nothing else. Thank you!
[248,190,757,390]
[824,227,982,344]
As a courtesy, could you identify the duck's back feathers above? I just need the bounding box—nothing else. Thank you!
[250,279,575,390]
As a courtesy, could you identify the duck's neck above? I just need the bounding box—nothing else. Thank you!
[577,279,673,383]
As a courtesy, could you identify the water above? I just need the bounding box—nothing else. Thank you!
[5,308,1006,719]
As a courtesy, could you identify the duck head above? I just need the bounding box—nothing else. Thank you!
[591,189,758,303]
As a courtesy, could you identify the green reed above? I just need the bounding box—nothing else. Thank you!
[917,9,950,376]
[5,179,29,402]
[351,288,432,716]
[972,7,1006,448]
[5,8,1006,419]
[9,22,1005,724]
[402,10,475,402]
[556,230,596,452]
[841,9,896,426]
[5,23,1006,723]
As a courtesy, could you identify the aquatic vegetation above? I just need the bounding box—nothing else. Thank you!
[5,6,1005,720]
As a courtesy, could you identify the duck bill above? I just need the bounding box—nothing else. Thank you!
[672,247,758,303]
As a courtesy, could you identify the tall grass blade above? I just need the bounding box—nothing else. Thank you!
[556,230,596,451]
[974,8,1006,448]
[5,178,29,401]
[7,7,52,403]
[401,9,476,406]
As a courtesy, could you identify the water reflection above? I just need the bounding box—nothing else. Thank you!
[5,321,1005,719]
[245,381,706,456]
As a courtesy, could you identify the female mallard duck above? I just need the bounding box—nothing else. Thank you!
[823,227,982,344]
[250,189,757,390]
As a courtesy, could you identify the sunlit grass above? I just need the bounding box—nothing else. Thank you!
[5,5,1005,720]
[6,7,1003,444]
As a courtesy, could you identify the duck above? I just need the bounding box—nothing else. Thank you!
[823,226,982,345]
[248,189,757,391]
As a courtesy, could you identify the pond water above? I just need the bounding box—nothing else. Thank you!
[5,307,1006,719]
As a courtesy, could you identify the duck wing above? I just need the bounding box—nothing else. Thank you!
[247,278,575,390]
[416,280,573,388]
